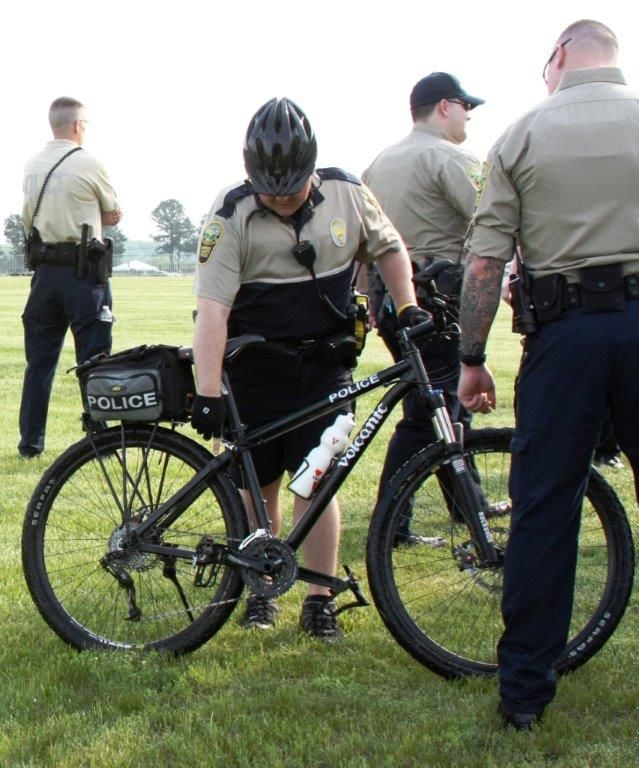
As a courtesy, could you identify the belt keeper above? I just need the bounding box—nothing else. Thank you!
[626,275,639,298]
[566,283,580,309]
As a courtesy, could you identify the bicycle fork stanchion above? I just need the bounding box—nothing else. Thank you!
[398,324,501,566]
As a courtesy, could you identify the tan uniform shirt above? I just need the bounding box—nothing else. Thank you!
[23,139,119,243]
[195,172,402,306]
[362,123,482,265]
[469,68,639,280]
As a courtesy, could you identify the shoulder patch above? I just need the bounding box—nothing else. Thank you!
[361,184,386,217]
[215,182,254,219]
[466,162,487,192]
[317,167,361,185]
[198,221,223,264]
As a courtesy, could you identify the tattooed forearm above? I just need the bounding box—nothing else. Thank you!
[459,254,505,357]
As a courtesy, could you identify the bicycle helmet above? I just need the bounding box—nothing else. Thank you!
[243,97,317,196]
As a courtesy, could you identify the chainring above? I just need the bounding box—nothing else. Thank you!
[240,538,298,598]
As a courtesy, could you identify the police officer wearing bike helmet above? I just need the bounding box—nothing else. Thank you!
[457,20,639,728]
[191,97,422,640]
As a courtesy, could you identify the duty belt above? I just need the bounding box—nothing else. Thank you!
[33,243,81,267]
[530,267,639,326]
[565,274,639,308]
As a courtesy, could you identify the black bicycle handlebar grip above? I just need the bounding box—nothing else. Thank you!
[405,317,435,339]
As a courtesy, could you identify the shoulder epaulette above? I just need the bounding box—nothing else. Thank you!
[216,182,254,218]
[317,167,361,186]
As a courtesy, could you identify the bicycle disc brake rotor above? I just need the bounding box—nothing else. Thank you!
[240,539,298,598]
[455,531,506,594]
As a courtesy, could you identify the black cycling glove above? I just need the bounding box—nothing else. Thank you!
[191,395,226,440]
[398,304,432,328]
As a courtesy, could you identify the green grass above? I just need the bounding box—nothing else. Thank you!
[1,275,637,767]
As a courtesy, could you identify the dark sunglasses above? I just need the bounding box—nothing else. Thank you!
[543,37,572,84]
[447,99,472,112]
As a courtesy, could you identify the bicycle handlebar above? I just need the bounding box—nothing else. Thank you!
[403,318,435,340]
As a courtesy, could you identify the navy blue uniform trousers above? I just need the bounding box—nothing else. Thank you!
[499,301,639,714]
[19,265,112,453]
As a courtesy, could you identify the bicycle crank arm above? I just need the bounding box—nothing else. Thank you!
[221,549,285,575]
[296,565,370,614]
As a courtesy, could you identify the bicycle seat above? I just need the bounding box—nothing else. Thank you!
[177,335,266,364]
[224,334,266,361]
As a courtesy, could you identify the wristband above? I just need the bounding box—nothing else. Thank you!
[396,302,417,316]
[460,353,487,367]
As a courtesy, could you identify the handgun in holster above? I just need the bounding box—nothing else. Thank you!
[509,267,538,335]
[86,234,113,284]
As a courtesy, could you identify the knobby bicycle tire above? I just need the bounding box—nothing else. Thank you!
[366,428,634,679]
[22,426,249,652]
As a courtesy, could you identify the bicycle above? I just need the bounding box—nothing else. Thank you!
[21,264,634,679]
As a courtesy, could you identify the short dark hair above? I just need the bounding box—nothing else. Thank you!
[411,102,437,122]
[49,97,85,131]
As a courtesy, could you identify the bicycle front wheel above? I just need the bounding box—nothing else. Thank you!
[366,428,634,679]
[22,425,248,652]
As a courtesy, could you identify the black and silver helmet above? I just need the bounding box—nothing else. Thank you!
[243,97,317,196]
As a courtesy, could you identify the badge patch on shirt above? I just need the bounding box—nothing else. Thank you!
[199,221,223,264]
[466,163,487,192]
[330,218,347,247]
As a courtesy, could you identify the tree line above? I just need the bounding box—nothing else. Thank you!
[2,199,202,274]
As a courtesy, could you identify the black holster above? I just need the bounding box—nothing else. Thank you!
[509,271,539,334]
[414,258,462,305]
[87,237,113,284]
[25,227,45,271]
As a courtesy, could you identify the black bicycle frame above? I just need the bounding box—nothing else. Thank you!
[128,325,500,568]
[129,357,412,548]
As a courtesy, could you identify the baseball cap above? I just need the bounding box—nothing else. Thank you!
[410,72,485,111]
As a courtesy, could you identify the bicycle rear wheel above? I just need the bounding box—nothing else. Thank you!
[22,425,248,652]
[366,428,634,679]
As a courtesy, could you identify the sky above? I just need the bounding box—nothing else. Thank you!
[2,0,638,242]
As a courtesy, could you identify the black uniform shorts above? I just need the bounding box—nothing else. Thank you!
[226,353,352,488]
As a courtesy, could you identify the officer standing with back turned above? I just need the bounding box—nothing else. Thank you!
[457,20,639,729]
[19,97,122,458]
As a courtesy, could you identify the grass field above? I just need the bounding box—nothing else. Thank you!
[1,275,637,767]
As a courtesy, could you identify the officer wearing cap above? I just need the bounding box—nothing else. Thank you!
[363,72,485,543]
[457,19,639,728]
[19,97,122,458]
[191,97,422,640]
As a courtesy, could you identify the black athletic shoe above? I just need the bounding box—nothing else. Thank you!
[239,593,279,630]
[18,446,42,459]
[299,595,342,642]
[498,701,543,731]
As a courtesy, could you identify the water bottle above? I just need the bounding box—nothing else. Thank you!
[288,413,355,499]
[98,305,113,323]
